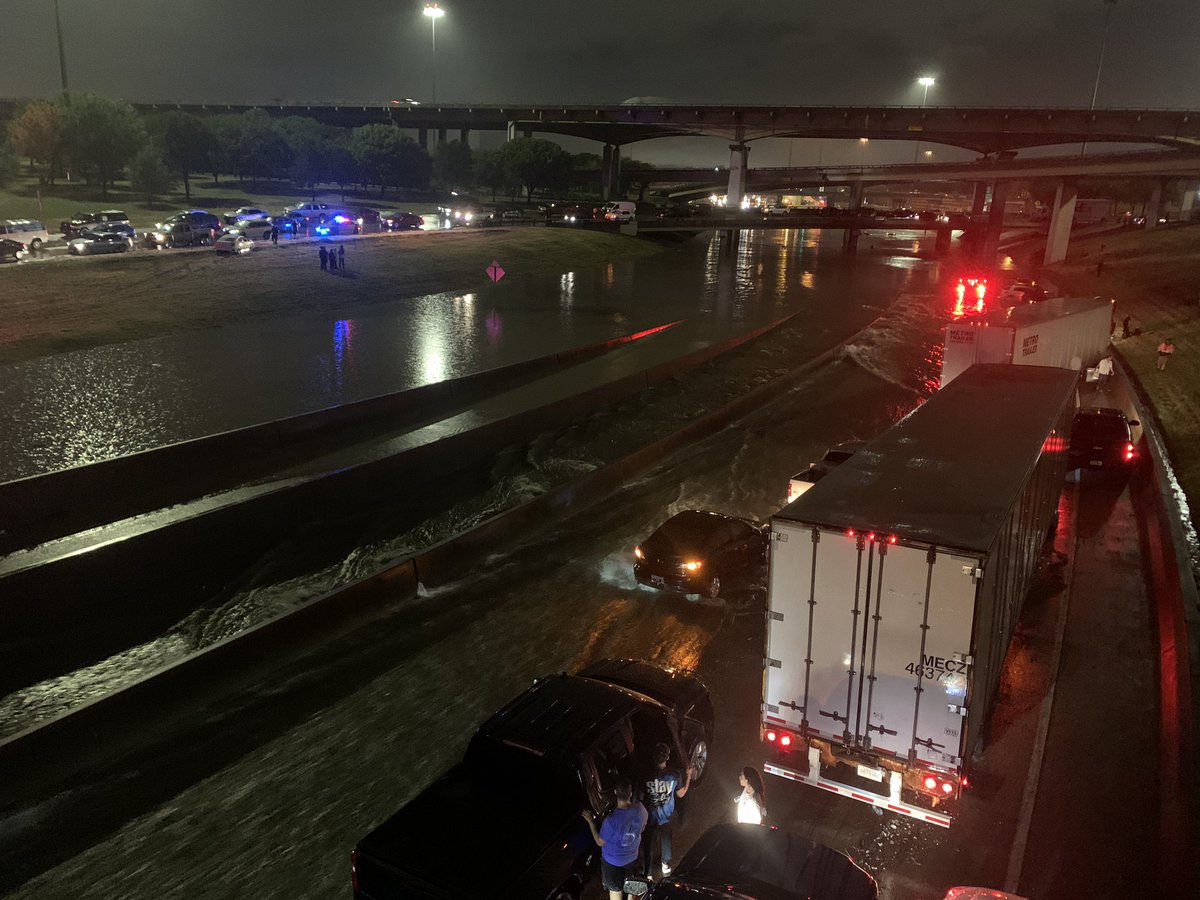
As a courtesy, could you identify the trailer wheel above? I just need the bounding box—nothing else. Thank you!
[705,576,721,599]
[688,738,709,783]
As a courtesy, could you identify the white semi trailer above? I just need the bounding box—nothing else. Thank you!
[940,296,1113,388]
[761,365,1078,827]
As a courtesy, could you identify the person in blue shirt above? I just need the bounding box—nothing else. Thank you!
[581,777,648,900]
[641,742,693,877]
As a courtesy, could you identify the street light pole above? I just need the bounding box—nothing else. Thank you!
[1083,0,1118,156]
[914,76,934,163]
[423,4,445,104]
[53,0,68,92]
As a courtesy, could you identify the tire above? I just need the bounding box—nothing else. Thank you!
[118,243,128,252]
[547,880,580,900]
[705,576,721,600]
[30,238,43,250]
[688,738,709,784]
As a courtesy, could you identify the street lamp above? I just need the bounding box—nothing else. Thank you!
[423,3,445,104]
[1083,0,1118,155]
[53,0,68,92]
[915,76,935,163]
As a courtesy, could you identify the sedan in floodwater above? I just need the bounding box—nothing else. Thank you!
[67,232,133,255]
[214,233,254,255]
[634,510,768,604]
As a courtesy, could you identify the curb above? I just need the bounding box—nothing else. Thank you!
[1111,353,1198,890]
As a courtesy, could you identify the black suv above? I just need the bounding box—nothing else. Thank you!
[351,659,713,900]
[1068,406,1140,472]
[634,510,768,603]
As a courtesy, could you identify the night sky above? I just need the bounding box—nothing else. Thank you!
[5,0,1198,166]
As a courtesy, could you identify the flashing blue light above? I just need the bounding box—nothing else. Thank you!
[315,225,331,235]
[333,215,349,224]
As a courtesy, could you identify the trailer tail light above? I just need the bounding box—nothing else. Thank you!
[779,734,792,748]
[765,730,777,742]
[919,772,960,798]
[846,529,855,538]
[887,535,897,544]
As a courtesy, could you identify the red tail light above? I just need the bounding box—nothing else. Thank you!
[923,775,937,790]
[1125,442,1135,461]
[780,734,792,748]
[941,781,954,794]
[766,730,777,742]
[351,850,359,893]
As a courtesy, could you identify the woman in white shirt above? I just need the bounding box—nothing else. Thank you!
[735,767,767,824]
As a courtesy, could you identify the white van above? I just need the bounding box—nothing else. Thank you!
[0,219,50,249]
[603,201,636,223]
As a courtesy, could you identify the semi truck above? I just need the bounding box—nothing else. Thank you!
[940,296,1114,387]
[761,365,1078,827]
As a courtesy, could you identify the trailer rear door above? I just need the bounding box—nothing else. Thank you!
[765,524,980,768]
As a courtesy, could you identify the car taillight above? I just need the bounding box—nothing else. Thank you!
[1125,442,1135,461]
[350,850,358,893]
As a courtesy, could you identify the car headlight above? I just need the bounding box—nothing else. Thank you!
[464,213,473,221]
[683,560,703,571]
[356,217,364,225]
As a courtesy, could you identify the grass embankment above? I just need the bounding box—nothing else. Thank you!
[1038,226,1200,516]
[0,172,437,229]
[0,228,668,365]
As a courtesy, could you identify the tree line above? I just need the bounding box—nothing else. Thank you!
[2,93,658,203]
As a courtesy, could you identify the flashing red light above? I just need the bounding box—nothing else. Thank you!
[941,781,955,794]
[766,730,777,742]
[923,775,937,791]
[780,734,792,748]
[961,774,970,789]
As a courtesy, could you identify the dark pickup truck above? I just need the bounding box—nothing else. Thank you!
[351,659,714,900]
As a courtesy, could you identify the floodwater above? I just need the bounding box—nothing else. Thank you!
[0,226,951,738]
[1,227,939,482]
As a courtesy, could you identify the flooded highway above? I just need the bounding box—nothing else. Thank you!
[0,228,929,482]
[5,227,978,898]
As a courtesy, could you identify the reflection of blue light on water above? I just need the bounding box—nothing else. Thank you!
[332,319,353,394]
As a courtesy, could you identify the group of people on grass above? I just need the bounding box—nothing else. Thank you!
[580,745,767,900]
[317,244,346,273]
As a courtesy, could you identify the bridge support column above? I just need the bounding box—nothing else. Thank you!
[436,128,448,144]
[726,143,750,207]
[523,128,533,139]
[842,181,864,254]
[1144,180,1165,229]
[419,127,429,149]
[970,182,988,217]
[1181,180,1200,221]
[935,225,952,255]
[981,180,1009,264]
[459,127,470,144]
[601,144,622,202]
[1043,180,1078,266]
[506,120,516,142]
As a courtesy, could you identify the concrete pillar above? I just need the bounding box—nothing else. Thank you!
[506,120,517,142]
[970,181,988,217]
[1144,180,1165,230]
[436,128,448,144]
[981,180,1009,264]
[601,144,622,202]
[459,127,470,144]
[842,181,864,254]
[935,225,952,255]
[418,127,429,148]
[1043,180,1078,266]
[726,143,750,207]
[1179,179,1200,221]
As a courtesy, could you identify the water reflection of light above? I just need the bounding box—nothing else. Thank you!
[332,319,354,394]
[485,308,503,345]
[560,271,576,308]
[419,317,448,383]
[801,271,815,290]
[605,262,614,288]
